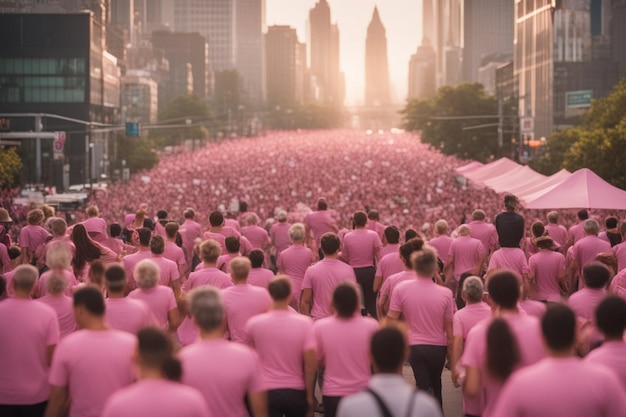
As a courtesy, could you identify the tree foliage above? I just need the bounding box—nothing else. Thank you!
[0,147,22,188]
[400,83,512,162]
[151,94,210,146]
[117,135,159,174]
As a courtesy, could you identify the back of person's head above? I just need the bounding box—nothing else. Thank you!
[268,276,291,302]
[200,239,221,263]
[105,264,126,292]
[487,270,520,309]
[27,208,44,225]
[49,217,67,237]
[371,327,407,373]
[320,233,341,255]
[472,210,486,221]
[248,250,265,268]
[531,221,545,238]
[404,228,418,242]
[503,194,518,210]
[368,210,380,221]
[582,262,611,289]
[189,286,223,331]
[183,208,195,219]
[165,222,178,239]
[149,235,165,255]
[316,198,328,211]
[332,283,359,318]
[137,227,152,247]
[412,246,438,277]
[277,210,288,223]
[463,276,484,304]
[288,223,306,243]
[486,318,520,382]
[383,226,400,244]
[595,296,626,339]
[605,216,618,229]
[209,211,224,227]
[542,303,576,352]
[577,209,589,221]
[535,236,554,250]
[456,272,474,305]
[225,236,241,254]
[547,211,559,224]
[46,241,72,269]
[458,224,471,236]
[583,219,600,236]
[8,246,21,260]
[135,259,160,289]
[239,201,248,213]
[47,270,69,296]
[86,205,99,217]
[12,264,39,293]
[353,211,367,228]
[230,256,251,281]
[246,213,259,226]
[73,286,105,316]
[109,222,122,238]
[137,327,181,381]
[88,260,106,286]
[434,219,449,235]
[157,210,168,220]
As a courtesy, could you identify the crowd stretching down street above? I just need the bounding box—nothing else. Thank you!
[1,130,625,417]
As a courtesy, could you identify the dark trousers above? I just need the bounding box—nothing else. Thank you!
[408,344,447,408]
[354,266,377,319]
[268,389,308,417]
[0,401,48,417]
[322,395,342,417]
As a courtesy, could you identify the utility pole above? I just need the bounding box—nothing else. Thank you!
[497,93,504,158]
[35,114,42,184]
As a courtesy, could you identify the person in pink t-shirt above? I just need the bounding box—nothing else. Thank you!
[163,222,186,278]
[366,210,386,240]
[313,283,379,417]
[102,327,210,417]
[127,259,180,331]
[544,211,568,247]
[70,224,119,283]
[460,270,546,417]
[36,242,78,298]
[486,247,529,282]
[245,277,317,417]
[528,236,566,302]
[450,277,491,416]
[567,219,612,292]
[222,256,272,343]
[301,233,357,320]
[148,235,181,296]
[444,225,487,296]
[378,226,401,260]
[45,286,136,417]
[611,221,626,272]
[82,205,108,243]
[277,223,312,309]
[19,208,51,265]
[305,198,339,257]
[247,250,275,289]
[36,217,76,271]
[373,250,404,295]
[122,227,153,289]
[179,209,203,270]
[0,265,59,416]
[269,210,291,257]
[467,210,498,254]
[104,265,156,334]
[180,286,267,417]
[241,214,270,251]
[38,271,77,338]
[342,211,383,318]
[584,296,626,390]
[387,247,455,408]
[568,262,610,322]
[564,209,589,252]
[490,304,626,417]
[216,236,241,273]
[184,240,233,290]
[428,220,454,267]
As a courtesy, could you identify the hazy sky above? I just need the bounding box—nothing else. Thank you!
[266,0,423,106]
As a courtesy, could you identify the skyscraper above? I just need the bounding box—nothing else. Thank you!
[407,0,437,100]
[235,0,266,105]
[308,0,344,106]
[613,0,626,77]
[365,7,390,106]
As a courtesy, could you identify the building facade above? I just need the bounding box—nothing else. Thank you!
[364,7,390,107]
[265,25,298,107]
[121,70,158,126]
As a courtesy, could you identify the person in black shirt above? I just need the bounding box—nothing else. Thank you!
[494,194,524,248]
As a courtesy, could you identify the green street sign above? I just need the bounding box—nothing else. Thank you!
[566,90,593,108]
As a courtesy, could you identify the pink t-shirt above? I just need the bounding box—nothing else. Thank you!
[429,235,454,265]
[216,253,238,273]
[122,249,152,287]
[378,270,415,304]
[37,236,76,269]
[3,268,15,297]
[613,241,626,272]
[248,268,275,289]
[379,243,400,259]
[241,225,270,249]
[221,284,272,343]
[127,285,177,329]
[366,220,386,240]
[568,287,607,322]
[105,297,156,334]
[180,339,264,417]
[301,258,357,320]
[487,247,529,276]
[610,269,626,298]
[389,278,455,345]
[149,255,180,287]
[375,252,405,283]
[183,267,233,290]
[82,217,108,241]
[163,241,186,268]
[568,222,586,244]
[341,229,382,268]
[572,236,611,274]
[491,357,626,417]
[584,340,626,390]
[528,250,566,302]
[277,244,312,301]
[305,210,337,243]
[518,299,547,318]
[202,233,227,253]
[37,269,78,298]
[49,329,136,417]
[180,219,202,249]
[19,224,51,252]
[460,313,546,417]
[0,240,11,273]
[0,298,59,405]
[467,220,498,252]
[313,314,379,396]
[245,309,316,390]
[545,223,568,247]
[37,294,77,338]
[448,236,486,280]
[225,218,240,232]
[100,237,123,256]
[269,222,291,254]
[102,379,210,417]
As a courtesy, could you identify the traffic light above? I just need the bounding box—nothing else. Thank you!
[0,118,10,131]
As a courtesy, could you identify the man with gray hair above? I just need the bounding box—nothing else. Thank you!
[545,211,568,247]
[0,265,59,416]
[270,210,291,258]
[567,219,611,293]
[277,223,312,309]
[36,217,76,271]
[444,225,487,296]
[428,220,453,268]
[180,286,267,417]
[222,256,272,343]
[467,209,498,253]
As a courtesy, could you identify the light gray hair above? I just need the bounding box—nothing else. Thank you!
[288,223,305,242]
[135,259,160,289]
[13,265,38,292]
[462,276,484,303]
[189,286,224,331]
[583,219,600,236]
[47,271,69,295]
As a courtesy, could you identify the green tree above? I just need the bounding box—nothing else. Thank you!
[530,128,579,175]
[116,135,159,174]
[401,83,506,161]
[151,94,210,146]
[0,147,22,188]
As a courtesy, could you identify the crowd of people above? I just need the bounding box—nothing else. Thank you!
[1,129,626,417]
